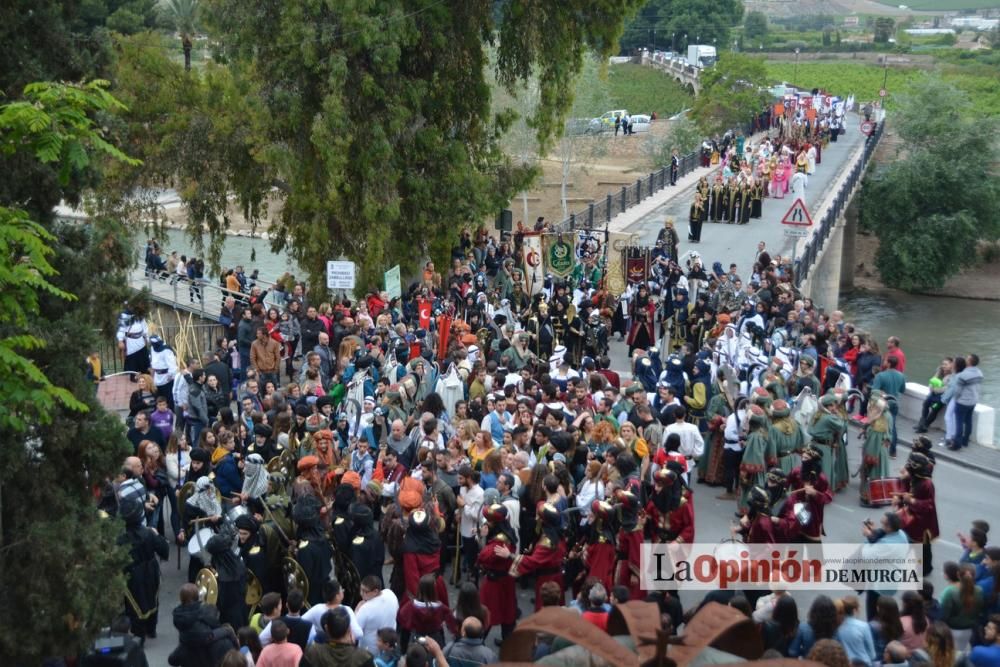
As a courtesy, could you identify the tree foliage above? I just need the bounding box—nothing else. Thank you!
[874,17,896,43]
[691,53,770,136]
[621,0,744,53]
[744,11,768,41]
[641,116,702,169]
[860,77,1000,291]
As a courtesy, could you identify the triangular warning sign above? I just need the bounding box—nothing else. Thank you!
[781,198,813,226]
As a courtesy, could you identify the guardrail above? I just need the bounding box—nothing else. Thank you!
[97,322,225,376]
[794,120,885,288]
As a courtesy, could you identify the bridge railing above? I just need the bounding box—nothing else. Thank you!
[794,121,885,289]
[97,321,226,376]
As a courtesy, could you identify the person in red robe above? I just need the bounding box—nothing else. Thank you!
[614,490,645,601]
[897,452,939,576]
[785,445,833,544]
[583,500,617,593]
[738,485,776,544]
[476,504,518,641]
[510,502,566,611]
[626,284,656,358]
[401,508,449,606]
[645,466,695,545]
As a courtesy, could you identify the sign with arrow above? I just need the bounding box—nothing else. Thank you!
[781,198,814,227]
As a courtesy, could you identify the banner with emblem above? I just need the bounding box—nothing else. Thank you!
[605,232,634,296]
[625,246,650,286]
[542,234,575,279]
[521,232,545,295]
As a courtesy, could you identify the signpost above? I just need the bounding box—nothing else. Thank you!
[384,264,401,299]
[781,199,814,263]
[879,87,887,98]
[860,120,874,136]
[326,260,356,291]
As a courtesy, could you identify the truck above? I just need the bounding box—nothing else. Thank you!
[687,44,717,68]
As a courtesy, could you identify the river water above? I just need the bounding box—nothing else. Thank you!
[841,290,999,441]
[152,229,302,282]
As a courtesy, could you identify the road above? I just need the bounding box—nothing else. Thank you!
[623,112,866,273]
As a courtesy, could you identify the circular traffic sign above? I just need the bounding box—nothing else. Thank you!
[879,88,887,98]
[860,120,874,136]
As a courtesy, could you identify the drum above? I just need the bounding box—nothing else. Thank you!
[868,478,904,506]
[187,527,214,561]
[226,504,250,525]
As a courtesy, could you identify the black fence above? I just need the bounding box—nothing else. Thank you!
[794,120,886,289]
[550,151,700,233]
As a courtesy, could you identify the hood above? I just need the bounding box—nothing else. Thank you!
[172,602,216,633]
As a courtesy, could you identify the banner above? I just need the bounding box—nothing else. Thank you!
[604,232,634,296]
[416,296,432,330]
[384,265,402,299]
[542,234,575,278]
[625,246,650,286]
[521,232,544,295]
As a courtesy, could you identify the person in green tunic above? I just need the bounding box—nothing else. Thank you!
[698,371,732,485]
[860,392,893,507]
[787,355,821,397]
[750,386,773,413]
[738,405,774,514]
[809,393,847,491]
[832,390,852,492]
[769,399,806,475]
[760,358,788,401]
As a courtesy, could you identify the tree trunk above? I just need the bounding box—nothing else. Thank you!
[183,36,193,72]
[561,148,571,221]
[521,191,529,227]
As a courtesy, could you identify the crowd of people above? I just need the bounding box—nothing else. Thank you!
[103,169,990,666]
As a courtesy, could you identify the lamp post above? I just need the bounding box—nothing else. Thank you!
[794,47,800,85]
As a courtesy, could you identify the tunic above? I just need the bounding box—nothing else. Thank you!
[120,525,169,637]
[901,477,939,543]
[644,495,695,544]
[786,470,832,541]
[739,429,773,513]
[512,536,567,611]
[809,412,847,491]
[769,417,807,475]
[615,527,645,601]
[584,539,616,593]
[476,535,517,625]
[862,414,892,479]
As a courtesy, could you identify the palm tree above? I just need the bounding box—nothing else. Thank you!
[158,0,200,71]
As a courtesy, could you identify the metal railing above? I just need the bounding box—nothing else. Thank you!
[794,121,886,288]
[550,152,700,233]
[97,322,226,376]
[130,267,294,321]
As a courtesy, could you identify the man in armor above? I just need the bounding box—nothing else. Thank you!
[525,300,556,361]
[583,310,609,360]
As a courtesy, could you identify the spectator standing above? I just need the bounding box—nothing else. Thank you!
[950,354,983,450]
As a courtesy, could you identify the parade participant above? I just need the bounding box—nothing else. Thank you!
[710,177,725,223]
[329,483,357,548]
[292,455,324,504]
[739,485,777,544]
[236,513,280,597]
[118,498,169,639]
[149,335,179,409]
[526,301,556,361]
[688,193,705,242]
[583,310,609,360]
[292,495,334,607]
[860,392,893,507]
[510,502,567,611]
[613,490,645,601]
[786,446,832,545]
[581,499,617,593]
[206,521,249,629]
[764,467,800,543]
[348,504,385,584]
[683,359,712,433]
[769,399,806,475]
[739,405,773,514]
[645,466,695,544]
[626,284,655,357]
[897,452,939,576]
[475,504,518,641]
[809,393,847,492]
[788,355,821,397]
[401,508,449,605]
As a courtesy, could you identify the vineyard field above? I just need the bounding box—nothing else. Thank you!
[873,0,1000,9]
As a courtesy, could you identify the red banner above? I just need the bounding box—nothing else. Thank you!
[625,248,649,285]
[436,314,452,361]
[416,297,432,331]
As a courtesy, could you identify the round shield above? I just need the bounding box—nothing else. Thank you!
[245,570,263,610]
[283,556,309,605]
[195,568,218,606]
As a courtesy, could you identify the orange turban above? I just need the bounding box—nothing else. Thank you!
[399,476,425,511]
[718,313,731,325]
[297,455,319,473]
[341,470,362,491]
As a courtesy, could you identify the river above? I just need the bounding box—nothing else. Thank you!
[841,289,999,441]
[151,228,302,282]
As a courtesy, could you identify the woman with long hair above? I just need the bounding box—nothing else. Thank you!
[790,595,838,658]
[900,590,929,651]
[453,581,490,632]
[479,449,502,490]
[468,430,494,472]
[129,374,157,418]
[941,561,983,650]
[137,440,169,534]
[396,573,452,649]
[589,421,618,462]
[924,622,957,667]
[518,464,549,551]
[762,594,801,656]
[198,428,218,455]
[165,431,190,542]
[869,594,904,659]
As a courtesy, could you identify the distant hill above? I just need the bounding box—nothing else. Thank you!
[744,0,973,17]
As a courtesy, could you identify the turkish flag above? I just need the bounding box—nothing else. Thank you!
[436,315,452,361]
[417,297,432,331]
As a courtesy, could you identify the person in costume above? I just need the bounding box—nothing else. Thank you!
[645,465,695,544]
[760,358,787,401]
[236,514,280,598]
[206,520,248,629]
[582,500,617,593]
[739,180,753,225]
[688,193,705,242]
[613,490,645,601]
[860,391,893,507]
[738,485,776,544]
[510,502,566,611]
[897,452,939,576]
[728,179,742,224]
[476,504,518,641]
[292,494,334,607]
[500,332,537,372]
[751,177,763,219]
[809,393,847,493]
[710,177,725,222]
[401,506,449,606]
[739,405,774,514]
[787,355,821,397]
[769,399,806,475]
[118,498,169,639]
[627,284,656,358]
[785,445,832,545]
[184,475,223,583]
[348,504,385,583]
[684,358,712,433]
[698,370,732,486]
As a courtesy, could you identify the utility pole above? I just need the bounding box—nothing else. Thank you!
[794,48,801,86]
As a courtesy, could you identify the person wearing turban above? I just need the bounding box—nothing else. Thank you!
[293,455,323,504]
[476,504,518,640]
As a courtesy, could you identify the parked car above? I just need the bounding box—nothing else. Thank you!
[594,109,629,128]
[629,114,652,133]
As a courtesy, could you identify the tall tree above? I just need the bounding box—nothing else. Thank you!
[860,77,1000,291]
[690,52,770,136]
[0,80,140,663]
[124,0,646,292]
[743,11,768,41]
[157,0,200,71]
[658,0,744,53]
[874,17,896,44]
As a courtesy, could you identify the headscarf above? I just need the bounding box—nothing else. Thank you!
[187,476,222,518]
[402,509,441,554]
[398,476,425,512]
[242,453,270,499]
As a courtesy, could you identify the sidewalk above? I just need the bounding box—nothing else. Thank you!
[885,410,1000,476]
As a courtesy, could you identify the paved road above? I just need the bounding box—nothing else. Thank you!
[623,113,865,272]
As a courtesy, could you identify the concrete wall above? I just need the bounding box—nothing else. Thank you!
[899,382,996,448]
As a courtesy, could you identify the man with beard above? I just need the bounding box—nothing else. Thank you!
[510,502,566,611]
[769,399,807,475]
[349,504,385,583]
[476,504,518,642]
[613,490,645,602]
[205,521,248,629]
[293,495,334,607]
[293,456,324,505]
[784,445,832,547]
[119,498,169,640]
[896,452,939,576]
[644,465,695,545]
[738,486,777,544]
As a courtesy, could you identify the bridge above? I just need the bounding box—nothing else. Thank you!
[642,52,701,94]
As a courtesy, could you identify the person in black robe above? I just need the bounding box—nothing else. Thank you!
[349,504,385,584]
[710,177,725,222]
[235,514,280,597]
[329,483,356,550]
[688,194,705,243]
[293,494,333,606]
[740,182,753,224]
[119,498,169,639]
[727,181,741,224]
[627,284,655,357]
[206,522,247,629]
[751,179,763,219]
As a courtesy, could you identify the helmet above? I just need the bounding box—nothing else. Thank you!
[482,503,508,524]
[771,399,791,418]
[766,467,787,487]
[591,500,613,520]
[653,468,676,487]
[748,485,770,511]
[801,444,823,462]
[906,452,933,478]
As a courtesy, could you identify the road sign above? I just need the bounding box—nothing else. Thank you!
[860,120,874,136]
[879,88,887,98]
[780,198,814,227]
[384,264,401,299]
[326,260,355,290]
[784,227,809,238]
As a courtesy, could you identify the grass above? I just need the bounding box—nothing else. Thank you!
[874,0,1000,8]
[606,63,693,117]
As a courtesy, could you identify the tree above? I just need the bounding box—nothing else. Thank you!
[157,0,200,71]
[744,11,768,41]
[690,52,770,136]
[860,77,1000,291]
[118,0,646,292]
[0,81,139,662]
[621,0,744,54]
[641,115,702,169]
[874,17,895,44]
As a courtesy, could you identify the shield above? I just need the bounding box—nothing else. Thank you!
[266,456,286,474]
[195,568,219,606]
[246,570,263,611]
[332,545,362,608]
[283,556,309,605]
[177,481,196,528]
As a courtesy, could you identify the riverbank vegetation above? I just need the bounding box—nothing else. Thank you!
[607,63,693,117]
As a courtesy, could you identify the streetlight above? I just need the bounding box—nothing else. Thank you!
[794,47,800,85]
